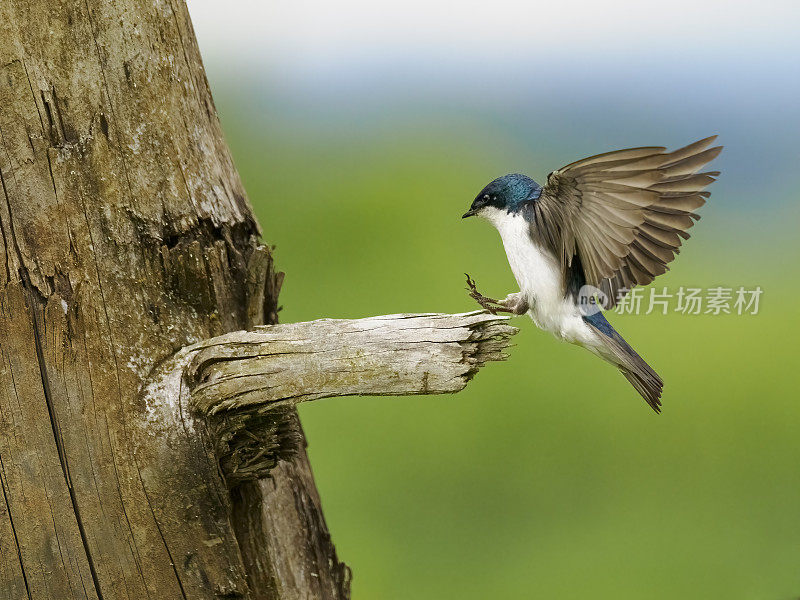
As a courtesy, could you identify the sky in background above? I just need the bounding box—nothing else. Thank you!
[187,0,800,68]
[187,0,800,212]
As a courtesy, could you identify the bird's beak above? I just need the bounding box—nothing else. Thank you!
[462,209,477,219]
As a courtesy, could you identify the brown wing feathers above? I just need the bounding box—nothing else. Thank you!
[538,136,722,308]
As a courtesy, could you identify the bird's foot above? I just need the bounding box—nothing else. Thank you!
[499,292,529,315]
[465,274,514,315]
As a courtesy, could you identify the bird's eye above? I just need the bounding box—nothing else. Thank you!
[483,194,490,201]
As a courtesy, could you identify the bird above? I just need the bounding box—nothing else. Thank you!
[462,136,722,412]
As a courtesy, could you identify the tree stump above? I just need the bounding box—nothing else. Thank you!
[0,2,516,599]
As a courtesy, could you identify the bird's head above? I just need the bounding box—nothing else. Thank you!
[462,173,542,219]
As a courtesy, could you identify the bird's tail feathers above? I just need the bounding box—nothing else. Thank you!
[582,313,664,412]
[619,358,663,413]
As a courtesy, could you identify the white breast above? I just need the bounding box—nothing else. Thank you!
[483,208,595,346]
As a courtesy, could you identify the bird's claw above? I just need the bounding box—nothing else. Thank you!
[465,273,507,314]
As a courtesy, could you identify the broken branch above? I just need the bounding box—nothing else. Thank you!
[140,311,516,485]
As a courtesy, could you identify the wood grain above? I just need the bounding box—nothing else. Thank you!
[138,311,515,598]
[0,1,515,598]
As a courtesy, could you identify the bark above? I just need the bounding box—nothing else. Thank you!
[0,2,515,599]
[0,1,298,597]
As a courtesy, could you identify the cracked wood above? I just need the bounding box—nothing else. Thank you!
[0,1,516,599]
[189,312,516,414]
[140,312,516,485]
[0,1,292,598]
[137,312,515,597]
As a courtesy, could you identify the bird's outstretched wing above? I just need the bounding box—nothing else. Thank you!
[529,136,722,308]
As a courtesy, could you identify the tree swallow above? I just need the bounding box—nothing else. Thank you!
[462,137,722,412]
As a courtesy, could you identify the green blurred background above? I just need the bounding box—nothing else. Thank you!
[190,1,799,597]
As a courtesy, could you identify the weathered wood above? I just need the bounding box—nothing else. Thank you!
[231,421,352,600]
[190,312,515,413]
[141,312,516,483]
[0,1,337,598]
[0,2,518,599]
[137,311,514,598]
